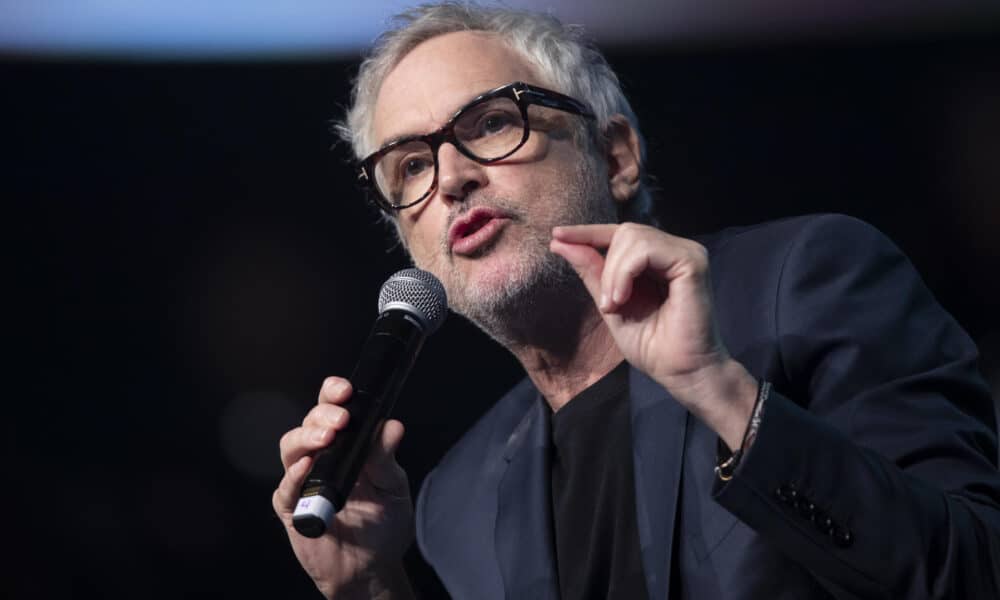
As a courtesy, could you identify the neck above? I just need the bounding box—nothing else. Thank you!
[454,256,624,411]
[507,304,624,412]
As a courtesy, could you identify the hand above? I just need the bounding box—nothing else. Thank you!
[550,222,723,386]
[550,223,756,448]
[272,377,414,600]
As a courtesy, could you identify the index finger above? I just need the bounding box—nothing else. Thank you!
[551,223,618,248]
[318,376,353,405]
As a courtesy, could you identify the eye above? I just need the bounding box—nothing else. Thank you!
[401,156,432,179]
[473,110,517,138]
[481,112,512,135]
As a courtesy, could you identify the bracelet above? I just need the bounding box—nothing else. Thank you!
[715,379,770,481]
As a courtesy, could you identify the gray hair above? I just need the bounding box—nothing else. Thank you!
[335,1,655,225]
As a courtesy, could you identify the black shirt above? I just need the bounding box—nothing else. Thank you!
[550,362,650,600]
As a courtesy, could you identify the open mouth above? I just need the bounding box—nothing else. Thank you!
[448,207,512,256]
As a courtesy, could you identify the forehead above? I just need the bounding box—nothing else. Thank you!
[373,31,541,148]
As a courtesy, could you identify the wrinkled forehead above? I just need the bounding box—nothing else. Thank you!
[372,31,543,150]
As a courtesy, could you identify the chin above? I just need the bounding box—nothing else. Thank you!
[457,245,562,311]
[458,253,525,301]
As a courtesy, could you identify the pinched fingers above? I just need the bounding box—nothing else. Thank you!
[553,222,669,311]
[551,223,618,248]
[600,224,658,311]
[599,223,708,312]
[549,237,605,301]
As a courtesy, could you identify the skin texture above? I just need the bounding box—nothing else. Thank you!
[274,29,757,599]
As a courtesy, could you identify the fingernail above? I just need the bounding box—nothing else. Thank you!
[313,429,328,444]
[600,293,609,310]
[613,287,623,304]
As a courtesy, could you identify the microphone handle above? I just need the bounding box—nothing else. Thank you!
[292,310,425,538]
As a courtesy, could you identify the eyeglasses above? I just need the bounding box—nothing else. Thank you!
[357,81,595,211]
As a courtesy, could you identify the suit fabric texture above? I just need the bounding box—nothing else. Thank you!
[414,214,1000,599]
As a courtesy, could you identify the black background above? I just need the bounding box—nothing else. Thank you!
[7,24,1000,599]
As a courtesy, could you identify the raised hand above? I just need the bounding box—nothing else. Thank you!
[550,222,757,449]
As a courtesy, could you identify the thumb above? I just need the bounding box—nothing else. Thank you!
[550,238,606,308]
[365,419,408,496]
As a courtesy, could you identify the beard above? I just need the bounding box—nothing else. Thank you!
[438,157,617,352]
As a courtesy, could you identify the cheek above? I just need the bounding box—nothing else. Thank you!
[399,214,444,270]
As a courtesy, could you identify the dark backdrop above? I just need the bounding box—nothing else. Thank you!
[7,28,1000,599]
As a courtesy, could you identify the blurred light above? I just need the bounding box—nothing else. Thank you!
[1,0,997,60]
[0,0,415,59]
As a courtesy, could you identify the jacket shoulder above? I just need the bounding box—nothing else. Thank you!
[697,213,889,260]
[696,213,902,383]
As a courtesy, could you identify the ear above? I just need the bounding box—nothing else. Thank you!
[604,114,642,206]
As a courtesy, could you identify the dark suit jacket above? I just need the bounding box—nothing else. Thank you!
[414,214,1000,599]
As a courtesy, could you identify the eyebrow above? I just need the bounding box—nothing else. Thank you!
[376,120,441,152]
[374,85,499,152]
[376,131,425,151]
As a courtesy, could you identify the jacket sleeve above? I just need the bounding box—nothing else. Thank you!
[712,214,1000,599]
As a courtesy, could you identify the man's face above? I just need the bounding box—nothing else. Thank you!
[372,31,615,331]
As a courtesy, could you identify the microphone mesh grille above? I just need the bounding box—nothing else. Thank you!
[377,268,448,334]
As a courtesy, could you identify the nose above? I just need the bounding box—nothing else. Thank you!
[435,142,488,204]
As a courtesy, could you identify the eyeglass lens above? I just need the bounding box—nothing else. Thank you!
[373,95,526,207]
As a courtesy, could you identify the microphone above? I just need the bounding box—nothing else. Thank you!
[292,268,448,538]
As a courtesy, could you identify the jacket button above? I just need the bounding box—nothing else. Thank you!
[832,527,854,548]
[775,483,802,507]
[817,515,836,535]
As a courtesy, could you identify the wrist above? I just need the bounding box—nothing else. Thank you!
[658,358,758,451]
[714,379,769,481]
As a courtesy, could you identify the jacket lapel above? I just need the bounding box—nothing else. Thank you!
[630,368,689,600]
[495,392,559,600]
[491,368,687,600]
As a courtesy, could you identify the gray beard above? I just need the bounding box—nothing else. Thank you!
[457,246,594,353]
[447,161,617,354]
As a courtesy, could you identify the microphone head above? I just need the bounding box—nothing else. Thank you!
[378,268,448,334]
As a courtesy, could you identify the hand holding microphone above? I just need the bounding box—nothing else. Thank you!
[271,268,446,598]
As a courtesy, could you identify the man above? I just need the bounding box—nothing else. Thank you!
[273,4,1000,599]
